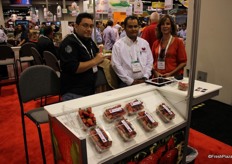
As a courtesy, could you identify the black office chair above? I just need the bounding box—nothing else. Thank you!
[17,65,60,164]
[18,42,37,72]
[31,47,44,65]
[0,45,18,94]
[43,51,61,77]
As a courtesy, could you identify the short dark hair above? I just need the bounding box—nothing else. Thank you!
[96,21,102,26]
[75,13,93,25]
[124,16,139,27]
[43,26,53,36]
[107,20,113,26]
[18,24,26,31]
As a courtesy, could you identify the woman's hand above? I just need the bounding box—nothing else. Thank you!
[162,72,172,77]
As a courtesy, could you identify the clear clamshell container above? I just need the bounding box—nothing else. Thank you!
[125,99,144,115]
[103,104,126,122]
[77,107,97,131]
[156,103,175,123]
[115,118,137,141]
[178,82,189,91]
[88,126,112,153]
[137,111,158,131]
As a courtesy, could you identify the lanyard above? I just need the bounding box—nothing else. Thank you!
[72,33,94,59]
[158,35,173,59]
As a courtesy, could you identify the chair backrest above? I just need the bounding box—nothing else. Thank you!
[19,42,37,58]
[31,47,43,65]
[0,45,15,60]
[43,51,60,72]
[17,65,60,102]
[95,67,107,87]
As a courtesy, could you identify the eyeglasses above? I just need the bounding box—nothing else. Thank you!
[80,23,94,29]
[127,25,139,29]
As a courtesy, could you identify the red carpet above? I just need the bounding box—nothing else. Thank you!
[0,85,54,164]
[0,85,232,163]
[189,129,232,164]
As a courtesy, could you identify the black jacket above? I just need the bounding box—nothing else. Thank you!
[59,33,99,96]
[37,35,59,59]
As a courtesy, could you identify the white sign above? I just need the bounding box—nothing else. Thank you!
[134,0,143,15]
[57,5,62,18]
[44,8,47,18]
[108,7,113,19]
[54,14,56,22]
[109,0,130,12]
[96,0,109,14]
[95,13,100,19]
[164,0,173,10]
[126,6,132,16]
[69,2,80,16]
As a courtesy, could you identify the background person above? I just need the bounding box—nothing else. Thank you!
[39,22,46,36]
[37,26,59,59]
[141,12,160,49]
[152,14,187,78]
[59,13,105,101]
[111,16,153,87]
[119,21,126,38]
[14,24,28,46]
[103,20,116,51]
[91,21,103,45]
[178,23,187,40]
[68,22,74,34]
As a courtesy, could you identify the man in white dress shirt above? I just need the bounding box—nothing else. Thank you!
[111,16,153,87]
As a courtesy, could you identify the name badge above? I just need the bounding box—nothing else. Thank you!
[157,61,165,70]
[132,61,142,73]
[92,66,98,73]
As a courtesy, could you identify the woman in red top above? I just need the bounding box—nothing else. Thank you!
[152,14,187,78]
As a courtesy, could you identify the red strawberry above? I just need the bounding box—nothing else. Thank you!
[89,113,95,118]
[87,118,94,126]
[87,107,92,113]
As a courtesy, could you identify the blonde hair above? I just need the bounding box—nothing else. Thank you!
[150,12,160,23]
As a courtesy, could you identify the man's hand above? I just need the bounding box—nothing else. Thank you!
[132,79,145,85]
[93,53,105,65]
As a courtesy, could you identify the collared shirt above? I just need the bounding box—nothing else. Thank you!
[120,30,126,38]
[103,26,116,50]
[111,36,153,85]
[59,33,99,96]
[152,37,187,75]
[0,29,7,43]
[92,28,102,44]
[178,29,187,40]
